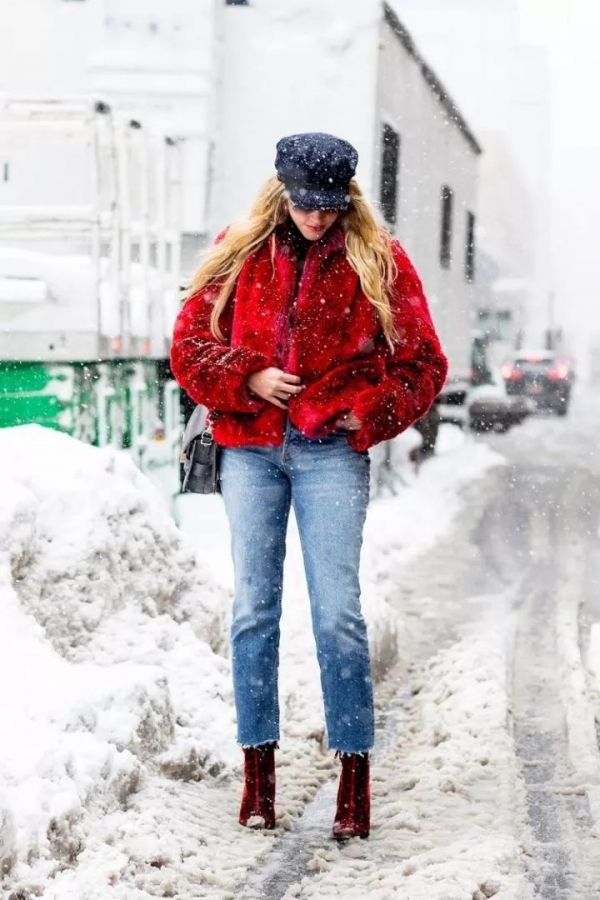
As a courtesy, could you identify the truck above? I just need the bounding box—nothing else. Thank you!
[0,96,184,504]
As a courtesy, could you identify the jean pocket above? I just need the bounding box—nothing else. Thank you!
[328,429,353,440]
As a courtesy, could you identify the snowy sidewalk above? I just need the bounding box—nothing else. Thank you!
[269,611,533,900]
[0,423,519,899]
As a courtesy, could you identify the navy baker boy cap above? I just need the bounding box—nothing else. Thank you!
[275,132,358,211]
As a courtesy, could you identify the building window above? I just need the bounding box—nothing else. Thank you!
[226,0,249,5]
[3,163,8,183]
[379,123,400,227]
[440,185,454,269]
[465,211,476,282]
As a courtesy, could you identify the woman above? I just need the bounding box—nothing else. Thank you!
[170,132,447,840]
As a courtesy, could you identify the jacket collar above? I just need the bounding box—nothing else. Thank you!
[322,222,347,255]
[275,220,346,259]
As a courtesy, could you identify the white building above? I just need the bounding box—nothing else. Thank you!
[213,0,481,376]
[377,6,480,376]
[0,0,480,376]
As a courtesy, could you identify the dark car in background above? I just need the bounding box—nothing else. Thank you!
[501,351,575,416]
[436,373,534,434]
[467,382,534,433]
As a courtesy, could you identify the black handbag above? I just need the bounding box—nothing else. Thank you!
[181,405,221,494]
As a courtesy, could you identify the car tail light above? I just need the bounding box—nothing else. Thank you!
[548,363,569,380]
[501,364,523,380]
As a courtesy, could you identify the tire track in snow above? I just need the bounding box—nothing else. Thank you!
[509,466,600,899]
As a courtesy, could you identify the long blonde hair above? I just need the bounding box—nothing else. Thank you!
[188,176,399,347]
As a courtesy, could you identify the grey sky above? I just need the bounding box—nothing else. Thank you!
[395,0,599,352]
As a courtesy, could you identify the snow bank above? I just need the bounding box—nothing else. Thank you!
[0,576,146,877]
[0,425,225,655]
[362,425,504,612]
[0,425,233,880]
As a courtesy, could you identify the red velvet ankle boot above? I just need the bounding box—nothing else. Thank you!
[332,752,370,840]
[239,743,276,829]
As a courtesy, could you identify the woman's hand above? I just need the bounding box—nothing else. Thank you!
[247,367,304,410]
[335,412,363,431]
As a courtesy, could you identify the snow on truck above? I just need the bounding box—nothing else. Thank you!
[0,96,184,503]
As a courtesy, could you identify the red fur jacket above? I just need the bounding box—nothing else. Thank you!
[170,223,448,452]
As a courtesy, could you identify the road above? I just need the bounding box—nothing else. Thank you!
[482,398,600,898]
[240,393,600,899]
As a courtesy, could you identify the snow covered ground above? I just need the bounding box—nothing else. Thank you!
[0,422,515,898]
[276,610,533,900]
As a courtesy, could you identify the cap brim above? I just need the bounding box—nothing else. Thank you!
[287,186,350,211]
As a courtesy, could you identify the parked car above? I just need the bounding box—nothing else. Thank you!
[501,351,575,416]
[468,382,534,433]
[437,371,534,435]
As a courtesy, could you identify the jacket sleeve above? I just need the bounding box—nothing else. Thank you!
[170,285,271,414]
[348,241,448,451]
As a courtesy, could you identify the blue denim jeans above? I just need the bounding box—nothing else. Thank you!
[220,423,374,754]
